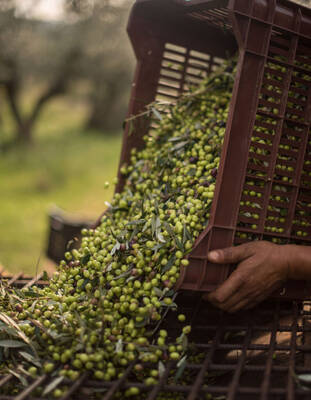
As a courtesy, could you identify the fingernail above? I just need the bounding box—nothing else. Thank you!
[208,251,220,262]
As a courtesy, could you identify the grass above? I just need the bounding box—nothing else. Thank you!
[0,93,123,275]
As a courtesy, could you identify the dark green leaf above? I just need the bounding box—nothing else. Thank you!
[187,168,196,176]
[175,235,184,251]
[280,209,288,217]
[42,271,49,282]
[151,215,157,238]
[183,224,192,244]
[23,290,41,298]
[163,222,175,239]
[126,219,145,226]
[135,315,149,328]
[162,256,176,273]
[81,253,91,266]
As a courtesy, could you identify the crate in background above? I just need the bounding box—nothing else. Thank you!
[46,207,93,264]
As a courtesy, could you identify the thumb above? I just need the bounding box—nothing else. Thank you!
[208,243,253,264]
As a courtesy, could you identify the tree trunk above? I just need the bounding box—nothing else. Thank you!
[87,81,119,132]
[16,120,33,145]
[2,49,79,146]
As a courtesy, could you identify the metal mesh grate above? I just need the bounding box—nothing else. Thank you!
[1,273,311,399]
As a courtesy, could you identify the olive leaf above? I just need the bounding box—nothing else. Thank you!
[8,368,28,387]
[187,168,196,176]
[297,374,311,384]
[171,141,188,152]
[126,219,145,226]
[0,313,30,345]
[135,316,150,328]
[162,256,176,273]
[111,241,121,256]
[152,107,163,121]
[153,287,163,297]
[116,339,123,353]
[183,224,192,244]
[80,253,91,266]
[42,270,49,282]
[128,119,135,136]
[0,340,27,348]
[158,360,165,378]
[22,290,41,298]
[177,333,188,351]
[175,355,187,382]
[162,222,183,249]
[113,270,131,280]
[42,376,64,396]
[19,351,42,368]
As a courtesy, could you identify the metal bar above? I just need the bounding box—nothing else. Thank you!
[0,376,12,388]
[23,273,44,289]
[60,373,88,400]
[7,273,24,286]
[146,361,174,400]
[227,326,253,400]
[187,325,223,400]
[286,302,299,400]
[260,301,279,399]
[14,375,46,400]
[102,362,135,400]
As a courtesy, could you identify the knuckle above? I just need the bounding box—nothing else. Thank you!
[222,247,234,261]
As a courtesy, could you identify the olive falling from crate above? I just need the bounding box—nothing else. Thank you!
[117,0,311,297]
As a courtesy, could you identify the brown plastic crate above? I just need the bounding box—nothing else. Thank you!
[114,0,311,298]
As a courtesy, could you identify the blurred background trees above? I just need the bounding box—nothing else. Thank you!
[0,0,135,274]
[0,0,134,145]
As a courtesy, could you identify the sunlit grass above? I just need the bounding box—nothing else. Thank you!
[0,93,123,275]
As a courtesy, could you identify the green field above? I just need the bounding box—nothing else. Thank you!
[0,95,122,275]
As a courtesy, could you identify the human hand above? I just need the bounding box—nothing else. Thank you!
[205,241,291,313]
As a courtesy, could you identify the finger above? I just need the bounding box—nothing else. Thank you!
[207,264,247,306]
[226,297,251,313]
[208,243,254,265]
[228,285,277,313]
[216,286,251,311]
[229,295,264,313]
